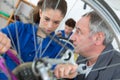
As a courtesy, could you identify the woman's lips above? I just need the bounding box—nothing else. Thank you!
[46,29,52,33]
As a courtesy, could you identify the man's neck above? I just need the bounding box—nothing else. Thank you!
[87,58,98,66]
[87,45,105,66]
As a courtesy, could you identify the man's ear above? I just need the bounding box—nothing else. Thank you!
[94,32,105,45]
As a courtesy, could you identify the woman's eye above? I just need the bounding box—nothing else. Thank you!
[54,21,60,25]
[45,18,50,21]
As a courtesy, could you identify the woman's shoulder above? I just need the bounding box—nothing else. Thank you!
[14,21,37,29]
[15,21,33,27]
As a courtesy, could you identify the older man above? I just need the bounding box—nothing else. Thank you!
[54,11,120,80]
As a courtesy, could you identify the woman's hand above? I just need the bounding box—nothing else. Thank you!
[0,32,11,54]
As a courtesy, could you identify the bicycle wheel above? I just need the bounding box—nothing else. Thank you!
[1,0,120,80]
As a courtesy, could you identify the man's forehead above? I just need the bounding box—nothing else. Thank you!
[76,16,90,25]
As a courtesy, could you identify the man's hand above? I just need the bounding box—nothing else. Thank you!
[0,32,11,54]
[54,63,78,79]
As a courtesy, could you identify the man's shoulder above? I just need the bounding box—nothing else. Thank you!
[112,50,120,61]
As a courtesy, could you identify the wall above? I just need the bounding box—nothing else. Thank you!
[0,0,19,28]
[58,0,91,30]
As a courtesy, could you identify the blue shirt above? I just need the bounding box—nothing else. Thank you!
[57,30,74,52]
[1,21,63,71]
[57,30,73,39]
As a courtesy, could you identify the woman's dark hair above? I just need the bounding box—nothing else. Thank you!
[41,0,67,17]
[65,18,76,28]
[32,0,44,24]
[32,0,67,24]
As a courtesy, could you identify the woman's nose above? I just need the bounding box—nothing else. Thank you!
[48,22,53,28]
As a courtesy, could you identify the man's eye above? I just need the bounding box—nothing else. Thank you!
[76,29,79,33]
[75,29,81,35]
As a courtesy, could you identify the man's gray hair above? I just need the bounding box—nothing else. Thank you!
[83,11,114,45]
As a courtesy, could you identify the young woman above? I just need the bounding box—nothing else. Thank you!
[1,0,67,72]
